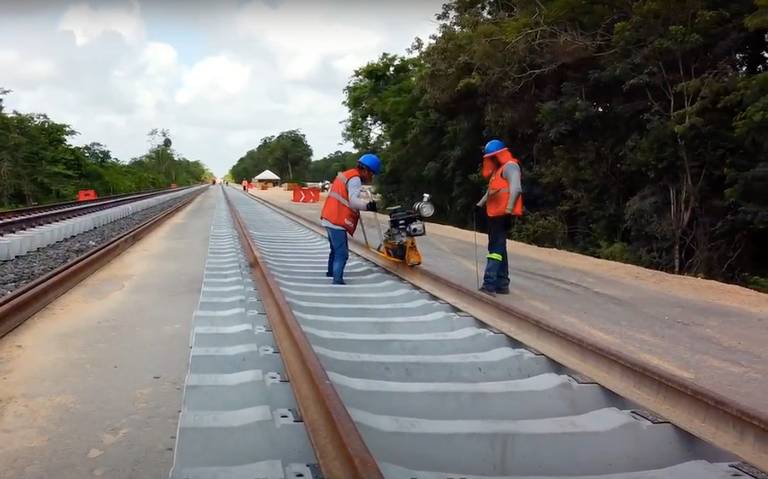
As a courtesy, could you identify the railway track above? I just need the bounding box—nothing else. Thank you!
[0,186,193,236]
[0,185,207,338]
[172,186,766,478]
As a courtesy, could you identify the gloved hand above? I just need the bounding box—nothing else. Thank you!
[366,200,378,212]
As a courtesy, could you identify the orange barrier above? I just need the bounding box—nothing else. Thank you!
[76,190,98,201]
[292,187,320,203]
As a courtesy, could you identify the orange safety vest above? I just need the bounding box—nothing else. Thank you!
[485,148,523,217]
[321,169,360,235]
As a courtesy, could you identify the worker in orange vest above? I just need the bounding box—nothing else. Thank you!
[476,139,523,296]
[320,153,381,285]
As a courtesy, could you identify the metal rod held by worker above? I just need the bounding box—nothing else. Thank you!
[373,210,385,250]
[358,213,371,250]
[473,209,480,289]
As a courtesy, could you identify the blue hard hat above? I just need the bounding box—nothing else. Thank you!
[484,139,506,155]
[358,153,382,175]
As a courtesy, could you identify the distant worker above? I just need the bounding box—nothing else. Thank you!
[241,179,248,191]
[476,139,523,296]
[320,153,381,285]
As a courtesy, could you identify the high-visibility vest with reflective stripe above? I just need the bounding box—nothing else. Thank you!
[321,169,360,235]
[486,149,523,217]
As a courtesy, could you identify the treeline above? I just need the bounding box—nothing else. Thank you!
[0,90,211,209]
[229,130,360,184]
[229,130,313,182]
[307,151,358,182]
[342,0,768,290]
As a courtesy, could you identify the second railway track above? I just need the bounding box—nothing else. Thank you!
[172,186,766,479]
[0,185,207,338]
[0,186,194,236]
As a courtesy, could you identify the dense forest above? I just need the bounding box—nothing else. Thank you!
[337,0,768,290]
[0,89,211,209]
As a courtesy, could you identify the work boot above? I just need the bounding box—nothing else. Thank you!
[496,287,510,295]
[332,280,346,285]
[478,285,496,297]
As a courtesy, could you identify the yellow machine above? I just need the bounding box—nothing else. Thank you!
[364,194,435,267]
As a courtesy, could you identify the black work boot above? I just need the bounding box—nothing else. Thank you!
[496,287,510,295]
[478,285,496,297]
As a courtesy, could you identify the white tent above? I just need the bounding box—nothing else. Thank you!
[253,169,281,181]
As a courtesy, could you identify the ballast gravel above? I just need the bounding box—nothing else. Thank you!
[0,195,192,298]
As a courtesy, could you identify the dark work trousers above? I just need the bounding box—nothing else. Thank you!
[325,227,349,285]
[482,215,511,291]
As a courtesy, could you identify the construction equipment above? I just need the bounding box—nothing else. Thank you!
[372,194,435,266]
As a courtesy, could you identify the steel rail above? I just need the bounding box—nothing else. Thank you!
[222,188,383,479]
[242,188,768,472]
[0,187,207,339]
[0,186,196,236]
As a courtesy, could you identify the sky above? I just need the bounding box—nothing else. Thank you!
[0,0,443,176]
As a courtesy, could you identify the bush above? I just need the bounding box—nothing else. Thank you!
[745,275,768,293]
[596,241,636,263]
[509,212,567,248]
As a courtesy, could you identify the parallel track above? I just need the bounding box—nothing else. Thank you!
[171,187,766,478]
[0,186,206,339]
[0,186,194,235]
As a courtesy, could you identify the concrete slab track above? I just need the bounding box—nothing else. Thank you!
[0,189,215,479]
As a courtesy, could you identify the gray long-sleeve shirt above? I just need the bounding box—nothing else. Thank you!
[477,162,522,213]
[322,175,369,230]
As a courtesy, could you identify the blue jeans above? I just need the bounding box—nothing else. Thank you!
[482,215,510,291]
[326,227,349,284]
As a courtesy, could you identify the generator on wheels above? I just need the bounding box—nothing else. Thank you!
[371,194,435,267]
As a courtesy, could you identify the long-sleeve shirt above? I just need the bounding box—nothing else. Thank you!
[477,162,522,213]
[322,175,369,230]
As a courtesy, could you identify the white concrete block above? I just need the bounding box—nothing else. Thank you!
[0,239,12,260]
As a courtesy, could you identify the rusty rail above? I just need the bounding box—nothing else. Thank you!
[0,187,206,339]
[242,188,768,472]
[222,188,383,479]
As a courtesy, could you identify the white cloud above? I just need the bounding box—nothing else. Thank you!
[234,1,385,81]
[175,55,252,104]
[59,0,145,46]
[1,0,442,176]
[0,50,56,85]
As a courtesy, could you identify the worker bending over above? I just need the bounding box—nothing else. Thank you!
[320,153,381,285]
[476,139,523,296]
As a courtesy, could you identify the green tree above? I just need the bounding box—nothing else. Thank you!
[229,129,313,182]
[0,90,212,209]
[308,150,358,181]
[340,0,768,289]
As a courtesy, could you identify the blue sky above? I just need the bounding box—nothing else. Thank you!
[0,0,442,176]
